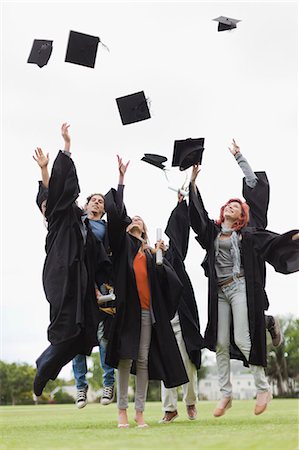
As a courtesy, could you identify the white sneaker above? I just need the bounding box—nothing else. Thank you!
[101,386,115,405]
[76,388,88,409]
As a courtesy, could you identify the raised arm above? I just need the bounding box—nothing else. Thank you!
[229,139,270,228]
[188,164,218,249]
[45,123,80,219]
[105,155,130,253]
[165,193,189,263]
[229,139,258,188]
[33,147,50,188]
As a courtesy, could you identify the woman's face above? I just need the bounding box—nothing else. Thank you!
[223,201,242,220]
[127,215,145,233]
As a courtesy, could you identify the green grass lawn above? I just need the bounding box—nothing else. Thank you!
[1,400,298,450]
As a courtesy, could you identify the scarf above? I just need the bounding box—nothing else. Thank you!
[215,225,241,281]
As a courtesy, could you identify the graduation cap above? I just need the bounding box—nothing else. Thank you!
[27,39,53,68]
[213,16,241,32]
[65,30,101,68]
[172,138,205,171]
[116,91,151,125]
[141,153,167,170]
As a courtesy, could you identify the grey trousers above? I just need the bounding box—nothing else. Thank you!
[117,309,152,411]
[216,277,270,398]
[161,313,198,411]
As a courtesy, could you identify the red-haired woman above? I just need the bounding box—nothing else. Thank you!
[189,161,299,417]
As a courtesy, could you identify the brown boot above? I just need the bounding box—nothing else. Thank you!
[213,397,232,417]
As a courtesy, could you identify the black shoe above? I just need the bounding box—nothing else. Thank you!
[100,385,115,405]
[266,315,283,347]
[76,387,88,409]
[33,373,48,396]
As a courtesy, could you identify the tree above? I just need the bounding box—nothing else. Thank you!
[0,361,35,405]
[88,351,103,391]
[266,315,299,396]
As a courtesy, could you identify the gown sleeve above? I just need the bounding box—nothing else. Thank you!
[253,229,299,274]
[104,184,131,254]
[188,183,218,249]
[242,171,270,229]
[165,200,189,263]
[45,150,80,220]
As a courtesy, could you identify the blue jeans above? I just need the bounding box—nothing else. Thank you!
[72,321,115,389]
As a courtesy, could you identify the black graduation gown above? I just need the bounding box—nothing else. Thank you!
[189,184,299,367]
[242,171,270,228]
[164,200,204,369]
[104,187,189,388]
[42,151,104,354]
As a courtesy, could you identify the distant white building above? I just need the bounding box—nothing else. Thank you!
[199,372,256,400]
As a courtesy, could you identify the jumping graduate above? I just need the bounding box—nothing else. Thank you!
[33,124,110,396]
[159,192,204,423]
[188,159,299,417]
[104,156,188,428]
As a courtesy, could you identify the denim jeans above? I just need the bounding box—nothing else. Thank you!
[72,321,115,390]
[216,277,270,397]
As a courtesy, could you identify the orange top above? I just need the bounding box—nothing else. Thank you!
[133,251,151,310]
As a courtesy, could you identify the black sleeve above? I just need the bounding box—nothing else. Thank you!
[243,171,270,229]
[104,185,131,254]
[45,150,80,220]
[253,229,299,274]
[165,200,189,263]
[188,183,218,249]
[155,258,183,320]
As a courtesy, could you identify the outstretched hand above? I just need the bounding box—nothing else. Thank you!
[61,123,71,145]
[33,147,49,168]
[190,164,201,184]
[228,138,240,156]
[292,232,299,241]
[117,155,130,178]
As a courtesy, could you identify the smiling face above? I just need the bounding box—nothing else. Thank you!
[85,194,105,218]
[127,215,145,234]
[223,201,243,221]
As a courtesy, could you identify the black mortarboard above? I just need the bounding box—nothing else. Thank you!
[172,138,205,171]
[27,39,53,68]
[141,154,167,170]
[65,30,100,68]
[36,181,49,211]
[213,16,241,32]
[116,91,151,125]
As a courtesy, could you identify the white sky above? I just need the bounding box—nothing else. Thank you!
[1,1,298,380]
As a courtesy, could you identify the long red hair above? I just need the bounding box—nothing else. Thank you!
[215,198,250,231]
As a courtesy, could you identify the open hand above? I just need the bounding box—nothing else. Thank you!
[61,123,71,144]
[191,164,201,184]
[33,147,49,168]
[117,155,130,177]
[228,138,240,156]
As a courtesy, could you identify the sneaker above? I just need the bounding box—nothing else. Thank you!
[76,387,88,409]
[266,315,283,347]
[159,410,178,423]
[101,385,115,405]
[186,404,197,420]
